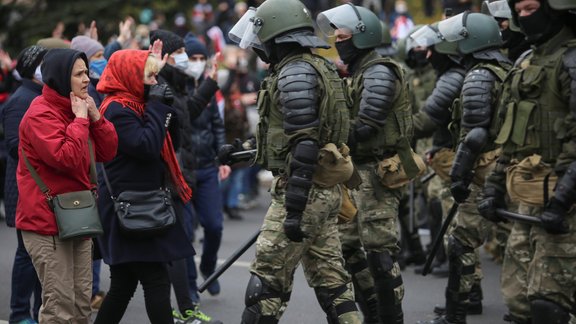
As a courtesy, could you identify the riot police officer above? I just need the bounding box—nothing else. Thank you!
[228,1,362,323]
[317,4,419,323]
[479,1,576,323]
[424,12,512,324]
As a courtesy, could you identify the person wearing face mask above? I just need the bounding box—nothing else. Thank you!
[1,44,47,324]
[17,48,118,324]
[168,31,225,324]
[478,1,576,323]
[227,1,362,322]
[149,30,223,324]
[318,4,420,323]
[394,25,436,275]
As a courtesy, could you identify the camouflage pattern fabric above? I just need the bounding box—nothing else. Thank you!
[340,163,404,306]
[250,177,361,323]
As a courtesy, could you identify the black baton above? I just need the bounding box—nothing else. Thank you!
[422,202,459,276]
[198,230,260,293]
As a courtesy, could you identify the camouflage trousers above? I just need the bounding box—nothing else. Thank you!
[501,203,576,321]
[339,164,404,313]
[249,177,361,324]
[446,183,493,298]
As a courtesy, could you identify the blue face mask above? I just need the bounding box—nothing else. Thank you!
[89,59,108,77]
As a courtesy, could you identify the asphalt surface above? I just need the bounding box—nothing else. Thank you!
[0,179,507,323]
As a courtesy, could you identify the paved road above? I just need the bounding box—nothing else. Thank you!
[0,183,507,323]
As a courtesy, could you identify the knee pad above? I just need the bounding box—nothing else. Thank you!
[530,299,569,324]
[244,274,289,307]
[447,235,474,261]
[314,285,358,324]
[367,251,395,278]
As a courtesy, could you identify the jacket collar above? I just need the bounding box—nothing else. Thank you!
[41,85,74,118]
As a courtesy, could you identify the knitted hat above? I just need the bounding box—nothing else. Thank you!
[184,32,208,58]
[15,45,47,79]
[149,29,185,56]
[36,37,70,49]
[71,35,104,60]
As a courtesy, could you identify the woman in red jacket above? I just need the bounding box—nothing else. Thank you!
[16,48,118,324]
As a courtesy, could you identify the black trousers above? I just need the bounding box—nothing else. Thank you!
[94,262,173,324]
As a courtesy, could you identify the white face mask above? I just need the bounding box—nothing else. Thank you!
[172,52,189,70]
[34,65,43,84]
[185,61,206,80]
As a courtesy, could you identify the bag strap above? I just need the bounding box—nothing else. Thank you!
[99,163,116,200]
[22,138,97,199]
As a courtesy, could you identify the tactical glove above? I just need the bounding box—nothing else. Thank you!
[541,198,570,235]
[477,185,506,223]
[217,139,243,165]
[283,212,307,242]
[149,83,174,106]
[450,180,471,204]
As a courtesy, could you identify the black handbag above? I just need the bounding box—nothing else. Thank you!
[22,140,103,240]
[101,164,176,238]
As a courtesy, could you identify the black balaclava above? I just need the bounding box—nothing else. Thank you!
[335,38,370,66]
[517,2,566,44]
[406,49,429,69]
[41,48,88,97]
[428,46,454,74]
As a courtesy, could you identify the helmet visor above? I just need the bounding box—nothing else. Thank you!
[437,12,468,42]
[486,0,512,18]
[228,8,263,49]
[317,4,365,36]
[408,24,443,48]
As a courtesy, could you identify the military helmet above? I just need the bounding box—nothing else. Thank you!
[253,0,314,43]
[317,4,383,49]
[434,12,502,55]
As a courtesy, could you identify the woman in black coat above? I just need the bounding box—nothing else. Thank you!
[93,47,195,324]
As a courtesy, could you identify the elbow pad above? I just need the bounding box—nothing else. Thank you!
[423,67,465,126]
[554,161,576,209]
[449,127,488,183]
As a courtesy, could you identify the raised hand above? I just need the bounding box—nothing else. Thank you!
[149,39,168,70]
[88,20,99,41]
[86,96,101,122]
[70,92,88,119]
[209,52,222,80]
[117,17,134,46]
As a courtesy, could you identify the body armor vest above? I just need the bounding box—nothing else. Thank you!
[450,60,510,152]
[348,51,414,162]
[255,53,350,171]
[495,28,576,163]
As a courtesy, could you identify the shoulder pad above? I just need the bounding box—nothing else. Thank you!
[363,63,397,81]
[278,61,318,93]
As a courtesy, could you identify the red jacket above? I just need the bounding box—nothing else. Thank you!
[16,86,118,235]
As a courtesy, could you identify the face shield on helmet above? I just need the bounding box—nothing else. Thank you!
[437,12,470,42]
[408,24,444,49]
[317,4,367,39]
[228,7,263,50]
[484,0,512,18]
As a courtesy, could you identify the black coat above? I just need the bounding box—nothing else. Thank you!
[96,100,195,266]
[1,79,43,227]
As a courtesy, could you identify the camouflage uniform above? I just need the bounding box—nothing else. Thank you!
[481,17,576,324]
[230,1,362,323]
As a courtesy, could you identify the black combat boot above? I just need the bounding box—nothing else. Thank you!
[434,282,482,316]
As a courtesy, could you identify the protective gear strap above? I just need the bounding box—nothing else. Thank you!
[314,285,358,324]
[446,236,475,302]
[278,61,320,134]
[449,128,489,183]
[285,140,319,214]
